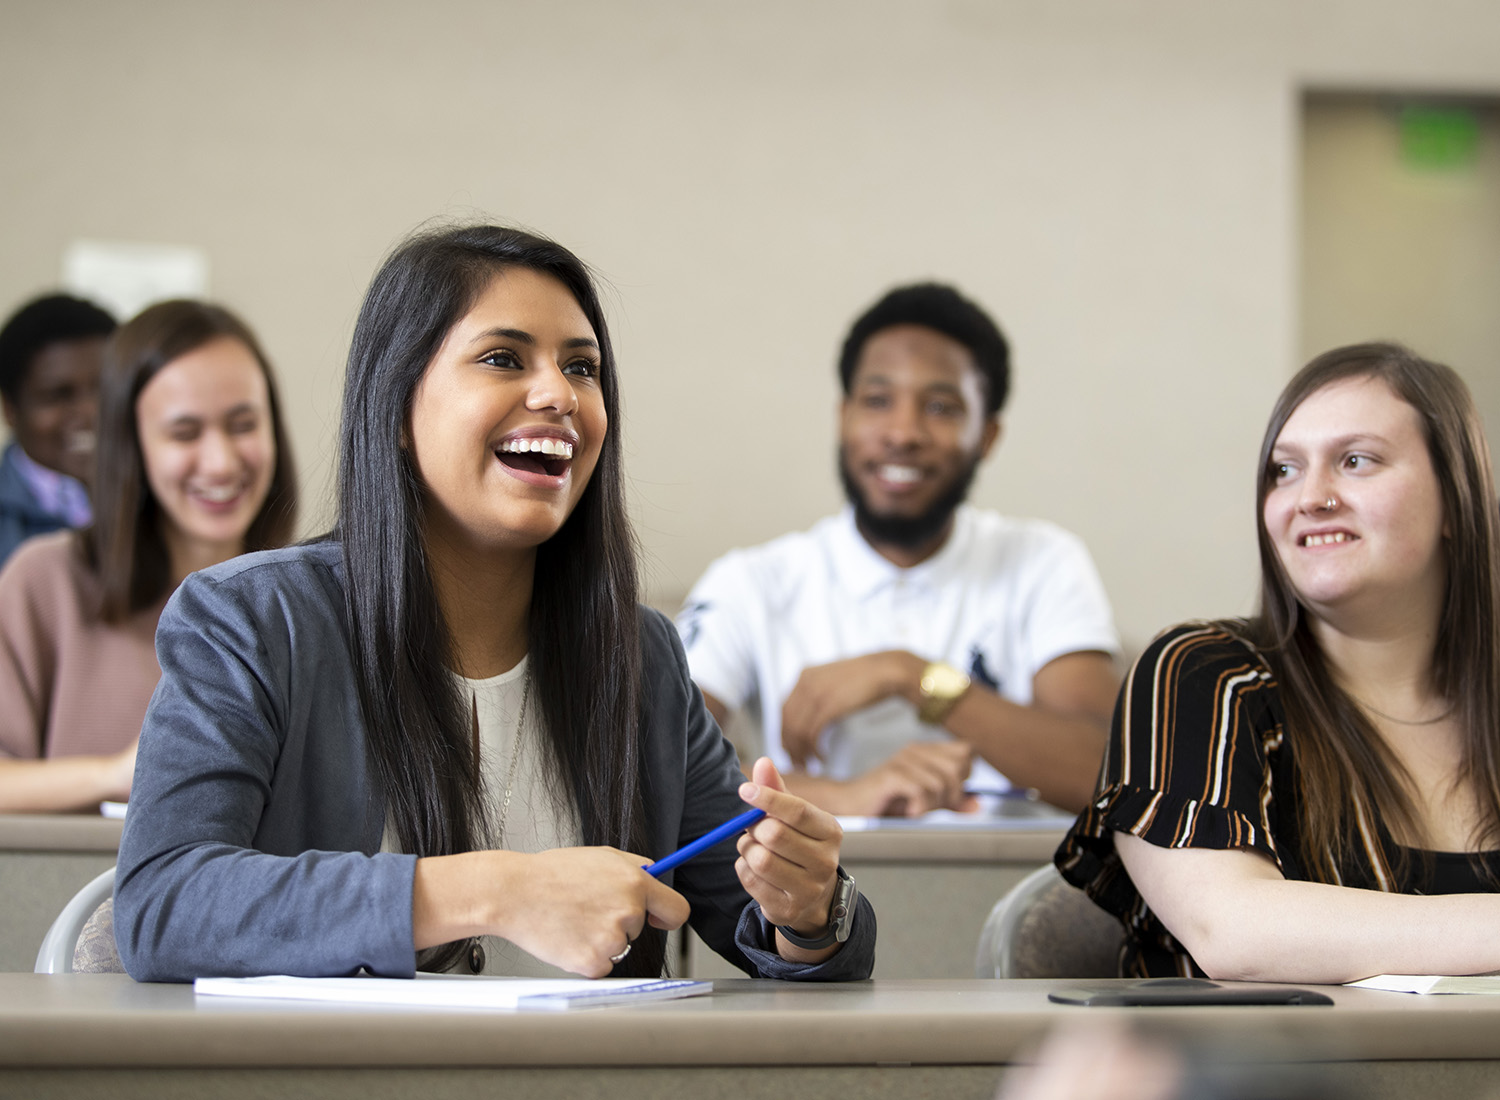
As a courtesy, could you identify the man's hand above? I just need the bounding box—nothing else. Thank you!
[783,741,975,817]
[845,741,975,816]
[780,651,925,767]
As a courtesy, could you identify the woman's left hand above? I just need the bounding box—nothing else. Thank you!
[734,756,844,961]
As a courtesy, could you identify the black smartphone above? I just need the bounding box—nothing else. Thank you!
[1048,978,1334,1006]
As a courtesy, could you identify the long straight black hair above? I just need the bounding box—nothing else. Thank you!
[338,225,656,974]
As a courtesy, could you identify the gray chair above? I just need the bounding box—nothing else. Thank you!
[975,863,1123,978]
[34,865,124,974]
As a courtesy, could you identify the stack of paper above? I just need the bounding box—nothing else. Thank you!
[1347,974,1500,995]
[194,974,711,1011]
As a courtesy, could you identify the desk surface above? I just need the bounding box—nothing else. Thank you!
[839,821,1068,863]
[0,813,123,852]
[0,812,1063,862]
[4,974,1500,1068]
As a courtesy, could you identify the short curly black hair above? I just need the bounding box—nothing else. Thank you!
[0,293,117,403]
[837,283,1009,415]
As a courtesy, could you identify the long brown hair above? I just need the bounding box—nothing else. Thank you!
[1237,342,1500,885]
[90,300,298,622]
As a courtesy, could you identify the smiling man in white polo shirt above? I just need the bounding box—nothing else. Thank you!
[677,283,1120,816]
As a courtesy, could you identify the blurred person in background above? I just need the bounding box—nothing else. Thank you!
[0,293,116,565]
[0,299,297,812]
[678,283,1119,817]
[996,1021,1344,1100]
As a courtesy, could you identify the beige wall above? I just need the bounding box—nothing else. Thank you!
[5,0,1500,650]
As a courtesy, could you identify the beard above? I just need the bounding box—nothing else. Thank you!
[838,445,980,551]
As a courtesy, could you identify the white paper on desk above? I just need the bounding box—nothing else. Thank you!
[1347,973,1500,995]
[836,810,1073,832]
[193,974,711,1010]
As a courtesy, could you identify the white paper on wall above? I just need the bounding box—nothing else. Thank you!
[61,240,210,321]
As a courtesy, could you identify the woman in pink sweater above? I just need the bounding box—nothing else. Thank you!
[0,300,297,811]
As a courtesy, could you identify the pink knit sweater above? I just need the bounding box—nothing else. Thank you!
[0,531,164,759]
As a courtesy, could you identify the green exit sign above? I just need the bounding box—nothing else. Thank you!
[1400,106,1481,170]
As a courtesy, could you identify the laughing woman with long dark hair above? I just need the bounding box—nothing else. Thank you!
[115,225,874,981]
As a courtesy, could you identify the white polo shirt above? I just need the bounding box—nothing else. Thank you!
[676,505,1119,793]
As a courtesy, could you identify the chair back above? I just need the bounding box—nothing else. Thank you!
[34,866,124,974]
[975,863,1123,978]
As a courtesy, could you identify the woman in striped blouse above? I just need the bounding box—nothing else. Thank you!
[1058,342,1500,981]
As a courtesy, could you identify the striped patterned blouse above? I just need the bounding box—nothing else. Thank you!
[1056,622,1499,977]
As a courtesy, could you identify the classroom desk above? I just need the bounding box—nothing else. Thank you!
[0,815,121,972]
[4,974,1500,1100]
[686,818,1071,979]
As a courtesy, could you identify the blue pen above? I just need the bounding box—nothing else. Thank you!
[643,807,766,877]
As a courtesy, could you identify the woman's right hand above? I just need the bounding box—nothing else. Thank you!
[412,846,690,977]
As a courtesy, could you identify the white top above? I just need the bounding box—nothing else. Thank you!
[676,505,1119,792]
[383,656,581,977]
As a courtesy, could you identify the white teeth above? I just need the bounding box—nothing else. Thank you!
[499,437,573,459]
[195,485,241,503]
[880,465,921,484]
[1303,532,1350,547]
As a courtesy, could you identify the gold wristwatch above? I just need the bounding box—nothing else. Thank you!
[918,661,971,725]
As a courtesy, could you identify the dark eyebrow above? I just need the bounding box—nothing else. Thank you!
[163,403,260,428]
[469,328,599,352]
[1330,432,1390,449]
[472,327,535,346]
[1272,432,1391,456]
[922,382,966,399]
[851,373,966,401]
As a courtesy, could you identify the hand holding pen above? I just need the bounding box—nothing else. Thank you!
[730,757,845,959]
[415,761,844,978]
[643,807,767,877]
[642,757,846,962]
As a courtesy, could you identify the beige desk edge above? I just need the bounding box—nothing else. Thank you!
[0,813,1062,862]
[839,826,1066,862]
[0,814,123,852]
[3,975,1499,1069]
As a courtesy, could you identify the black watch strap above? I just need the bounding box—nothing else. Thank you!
[777,866,858,950]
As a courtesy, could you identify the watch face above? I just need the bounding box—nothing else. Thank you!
[832,870,858,942]
[922,662,969,700]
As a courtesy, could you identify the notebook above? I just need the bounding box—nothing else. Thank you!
[1347,973,1500,995]
[194,974,712,1010]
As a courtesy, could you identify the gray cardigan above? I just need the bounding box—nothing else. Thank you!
[115,541,874,982]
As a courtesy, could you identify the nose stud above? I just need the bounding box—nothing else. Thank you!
[1320,496,1339,512]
